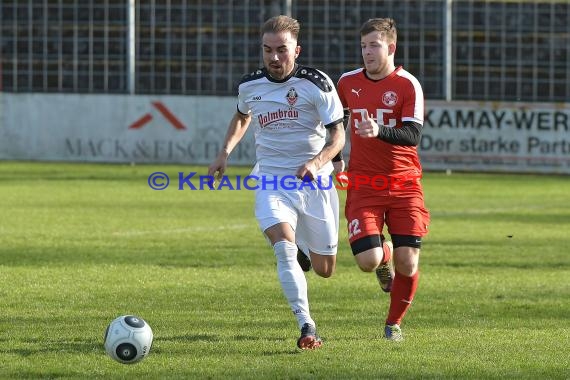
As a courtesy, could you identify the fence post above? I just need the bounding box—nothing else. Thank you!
[444,0,453,101]
[127,0,135,94]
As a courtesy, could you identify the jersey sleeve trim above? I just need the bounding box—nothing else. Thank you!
[402,116,423,125]
[324,118,344,129]
[236,105,249,116]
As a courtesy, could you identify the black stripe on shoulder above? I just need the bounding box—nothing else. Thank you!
[294,66,334,92]
[239,68,266,85]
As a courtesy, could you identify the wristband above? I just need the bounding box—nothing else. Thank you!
[332,151,343,162]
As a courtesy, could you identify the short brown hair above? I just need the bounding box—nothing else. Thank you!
[360,18,397,43]
[261,15,300,40]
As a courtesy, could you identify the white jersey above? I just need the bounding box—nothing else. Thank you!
[237,65,344,177]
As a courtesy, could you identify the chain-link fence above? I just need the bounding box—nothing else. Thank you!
[1,0,569,102]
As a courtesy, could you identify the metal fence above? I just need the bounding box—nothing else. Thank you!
[1,0,569,102]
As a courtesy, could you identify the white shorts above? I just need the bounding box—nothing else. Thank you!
[255,175,339,255]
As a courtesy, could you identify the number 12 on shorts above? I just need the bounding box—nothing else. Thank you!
[348,219,362,239]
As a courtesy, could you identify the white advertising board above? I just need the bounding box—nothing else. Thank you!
[419,100,570,174]
[0,93,255,165]
[1,94,568,174]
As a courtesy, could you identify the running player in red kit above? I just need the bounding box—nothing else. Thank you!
[336,18,430,341]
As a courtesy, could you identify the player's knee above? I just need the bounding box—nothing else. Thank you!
[273,240,297,262]
[354,249,382,272]
[357,263,375,272]
[311,255,336,278]
[391,235,421,276]
[395,261,418,277]
[314,266,334,278]
[394,248,420,276]
[356,259,377,272]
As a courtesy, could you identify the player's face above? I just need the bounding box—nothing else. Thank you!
[262,31,300,80]
[361,31,395,79]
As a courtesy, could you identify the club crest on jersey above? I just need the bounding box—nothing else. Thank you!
[286,87,298,106]
[382,91,398,107]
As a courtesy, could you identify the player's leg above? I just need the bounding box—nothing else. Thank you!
[255,189,317,347]
[383,238,420,341]
[345,202,394,292]
[298,184,339,278]
[375,240,395,293]
[384,195,430,341]
[300,219,337,277]
[265,223,314,326]
[286,237,327,348]
[291,185,340,349]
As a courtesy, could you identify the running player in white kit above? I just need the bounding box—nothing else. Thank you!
[208,15,345,350]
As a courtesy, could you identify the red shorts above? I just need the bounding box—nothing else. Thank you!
[345,193,430,243]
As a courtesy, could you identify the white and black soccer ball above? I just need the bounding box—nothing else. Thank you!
[104,315,153,364]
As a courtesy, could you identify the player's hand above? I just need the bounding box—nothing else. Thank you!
[332,159,345,174]
[296,161,318,181]
[207,152,228,182]
[355,112,379,138]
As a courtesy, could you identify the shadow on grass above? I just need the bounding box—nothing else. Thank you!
[425,239,569,269]
[435,260,568,269]
[1,370,81,379]
[0,245,266,268]
[158,333,289,344]
[262,349,302,356]
[155,333,299,356]
[156,333,221,343]
[0,338,100,357]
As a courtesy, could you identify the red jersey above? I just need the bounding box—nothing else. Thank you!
[337,66,424,198]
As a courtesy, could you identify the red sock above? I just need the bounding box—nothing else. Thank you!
[381,241,392,264]
[386,271,419,326]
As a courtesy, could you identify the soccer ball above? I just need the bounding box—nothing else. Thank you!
[104,315,153,364]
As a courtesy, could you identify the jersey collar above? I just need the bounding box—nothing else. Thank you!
[363,66,402,82]
[265,64,299,83]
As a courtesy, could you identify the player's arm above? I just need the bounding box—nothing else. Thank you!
[207,110,252,179]
[331,108,351,165]
[376,80,424,146]
[376,121,422,146]
[356,112,422,146]
[296,121,345,180]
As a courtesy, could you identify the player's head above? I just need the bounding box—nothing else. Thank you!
[359,18,397,78]
[260,15,301,80]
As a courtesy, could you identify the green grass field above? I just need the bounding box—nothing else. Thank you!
[1,161,568,379]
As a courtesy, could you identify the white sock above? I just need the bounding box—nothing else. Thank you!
[273,240,314,329]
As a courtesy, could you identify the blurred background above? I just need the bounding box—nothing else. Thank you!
[2,0,569,102]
